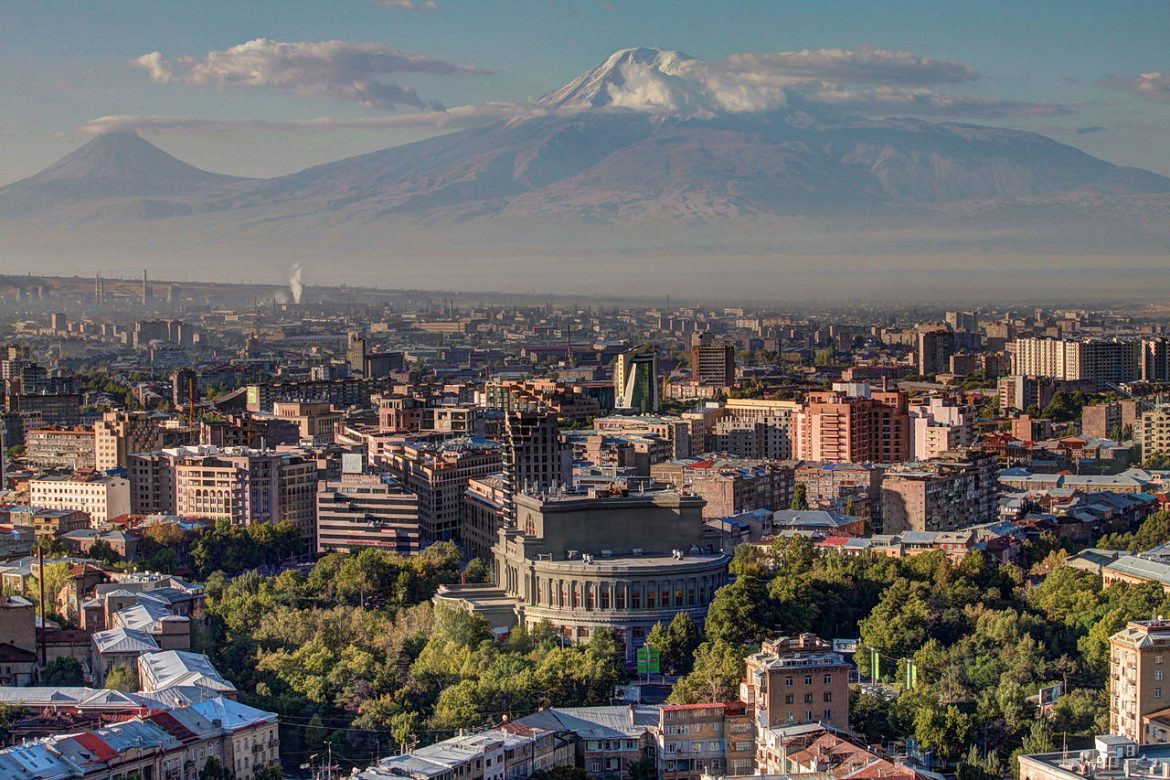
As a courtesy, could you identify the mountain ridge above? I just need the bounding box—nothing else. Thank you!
[1,48,1168,262]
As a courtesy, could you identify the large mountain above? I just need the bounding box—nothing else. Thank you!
[1,48,1168,291]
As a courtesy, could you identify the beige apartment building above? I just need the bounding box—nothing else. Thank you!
[741,634,850,738]
[95,411,165,470]
[29,473,131,526]
[1110,619,1170,743]
[1136,406,1170,463]
[271,400,343,444]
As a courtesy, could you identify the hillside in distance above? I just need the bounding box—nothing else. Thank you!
[1,47,1168,295]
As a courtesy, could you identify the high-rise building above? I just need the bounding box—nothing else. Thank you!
[1083,400,1140,439]
[615,344,659,413]
[316,473,421,555]
[462,474,509,560]
[915,326,955,376]
[1109,619,1170,743]
[691,333,736,387]
[384,438,502,541]
[880,449,998,533]
[129,446,317,539]
[347,331,368,377]
[1136,406,1170,463]
[909,396,974,460]
[171,368,197,408]
[706,399,801,459]
[95,411,165,470]
[1143,338,1170,384]
[501,409,569,523]
[794,384,909,464]
[1010,337,1141,389]
[741,634,850,737]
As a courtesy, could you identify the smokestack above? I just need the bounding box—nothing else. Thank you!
[289,263,303,305]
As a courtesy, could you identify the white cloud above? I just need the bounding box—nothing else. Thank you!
[102,44,1075,137]
[804,86,1071,118]
[80,102,540,134]
[723,47,979,85]
[1107,71,1170,101]
[538,46,1058,119]
[376,0,439,9]
[132,38,486,109]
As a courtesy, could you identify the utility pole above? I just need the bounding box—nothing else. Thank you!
[37,546,47,667]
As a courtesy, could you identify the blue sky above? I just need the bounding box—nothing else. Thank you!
[2,0,1168,183]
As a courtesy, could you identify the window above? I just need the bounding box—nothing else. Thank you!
[784,694,794,704]
[632,591,641,609]
[1157,688,1163,698]
[804,693,813,704]
[824,692,832,702]
[1158,671,1164,681]
[806,710,814,721]
[824,708,833,720]
[824,674,833,684]
[784,676,793,687]
[1158,655,1165,664]
[804,675,813,685]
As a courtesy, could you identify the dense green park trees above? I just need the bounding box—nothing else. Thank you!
[199,543,626,769]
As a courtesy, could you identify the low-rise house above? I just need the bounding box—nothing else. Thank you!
[0,695,278,780]
[138,649,238,698]
[91,626,159,686]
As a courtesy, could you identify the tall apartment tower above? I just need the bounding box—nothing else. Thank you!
[614,344,659,413]
[95,411,166,471]
[691,332,736,387]
[501,409,566,523]
[1109,619,1170,743]
[795,385,910,464]
[1143,338,1170,384]
[347,331,368,377]
[916,326,955,376]
[171,368,197,408]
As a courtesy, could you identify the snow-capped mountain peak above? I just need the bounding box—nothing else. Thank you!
[536,46,784,116]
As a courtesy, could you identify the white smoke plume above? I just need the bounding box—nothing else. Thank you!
[289,263,303,304]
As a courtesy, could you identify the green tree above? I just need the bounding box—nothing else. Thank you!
[87,539,121,564]
[35,535,68,557]
[199,756,236,780]
[668,641,746,704]
[41,656,85,686]
[704,575,772,646]
[913,702,973,760]
[790,483,809,511]
[629,757,657,780]
[463,558,490,584]
[105,664,140,692]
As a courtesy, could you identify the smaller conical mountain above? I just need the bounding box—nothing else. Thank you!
[1,131,247,205]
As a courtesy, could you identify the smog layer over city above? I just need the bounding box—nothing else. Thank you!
[1,2,1169,779]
